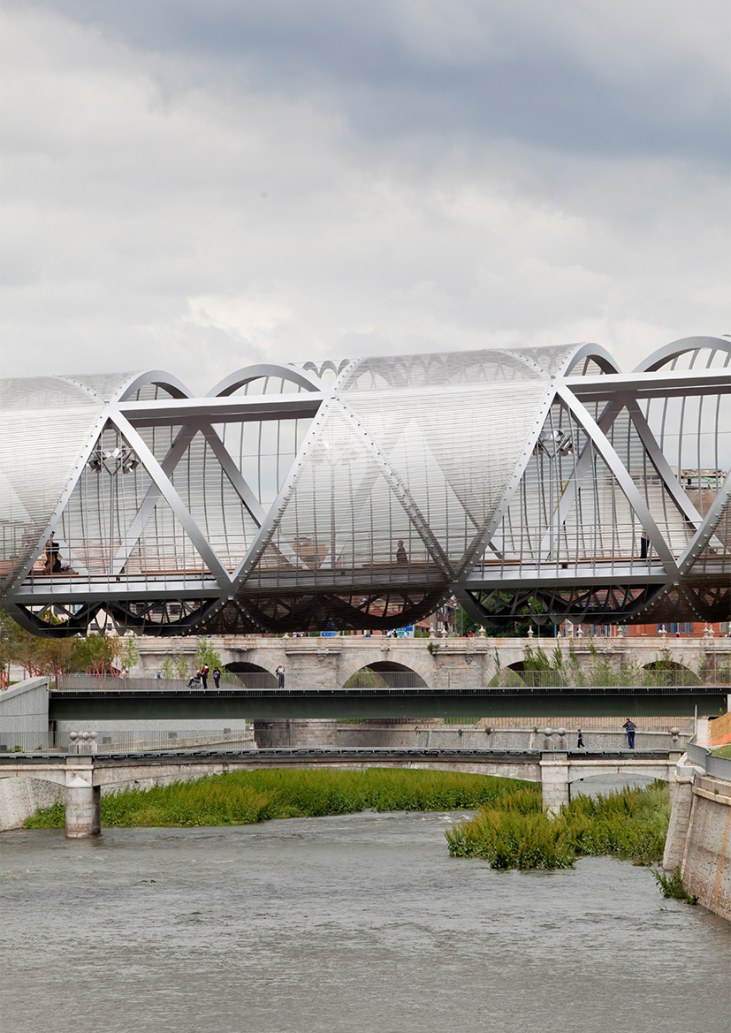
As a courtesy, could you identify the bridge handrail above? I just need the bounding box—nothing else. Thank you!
[55,674,729,693]
[0,746,680,765]
[684,741,731,780]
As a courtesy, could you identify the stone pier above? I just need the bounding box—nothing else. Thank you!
[539,752,570,814]
[64,759,101,838]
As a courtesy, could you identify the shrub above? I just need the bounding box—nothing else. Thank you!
[653,868,698,904]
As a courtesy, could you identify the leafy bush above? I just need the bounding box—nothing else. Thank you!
[653,867,698,903]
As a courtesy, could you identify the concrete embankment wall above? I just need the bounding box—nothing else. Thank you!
[680,775,731,920]
[664,750,731,921]
[0,777,63,831]
[0,765,245,831]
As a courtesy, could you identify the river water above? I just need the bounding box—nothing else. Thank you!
[1,812,729,1033]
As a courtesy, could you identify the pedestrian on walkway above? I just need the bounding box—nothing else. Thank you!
[622,718,636,749]
[212,666,221,688]
[577,728,585,748]
[201,664,209,689]
[275,663,285,688]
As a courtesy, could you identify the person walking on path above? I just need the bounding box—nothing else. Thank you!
[275,663,285,688]
[212,666,221,688]
[200,664,209,689]
[622,718,636,749]
[577,729,585,749]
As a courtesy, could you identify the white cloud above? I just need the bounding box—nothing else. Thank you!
[0,1,728,393]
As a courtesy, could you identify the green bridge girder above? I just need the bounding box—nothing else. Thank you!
[49,685,729,722]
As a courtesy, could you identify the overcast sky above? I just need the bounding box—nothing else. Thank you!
[1,0,729,392]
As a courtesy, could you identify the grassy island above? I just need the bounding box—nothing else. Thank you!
[25,768,670,870]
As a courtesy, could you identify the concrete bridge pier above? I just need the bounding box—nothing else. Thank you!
[540,753,570,815]
[253,719,338,748]
[65,760,100,838]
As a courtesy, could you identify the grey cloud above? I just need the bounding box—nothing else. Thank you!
[19,0,731,164]
[0,1,728,390]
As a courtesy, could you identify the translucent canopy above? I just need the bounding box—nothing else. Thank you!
[0,339,728,636]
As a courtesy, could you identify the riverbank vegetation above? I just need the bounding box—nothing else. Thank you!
[653,866,698,903]
[25,770,671,873]
[446,781,670,869]
[24,768,530,829]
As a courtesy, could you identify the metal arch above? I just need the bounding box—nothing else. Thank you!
[556,385,679,573]
[333,356,366,390]
[109,422,204,576]
[2,337,729,635]
[110,412,233,590]
[678,469,731,570]
[225,386,342,587]
[303,358,351,379]
[536,393,626,560]
[209,363,325,397]
[620,396,709,535]
[560,343,621,377]
[117,370,193,401]
[634,336,731,373]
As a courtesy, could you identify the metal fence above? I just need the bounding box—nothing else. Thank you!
[55,668,729,691]
[57,673,268,691]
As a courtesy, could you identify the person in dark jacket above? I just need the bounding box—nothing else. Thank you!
[622,718,636,749]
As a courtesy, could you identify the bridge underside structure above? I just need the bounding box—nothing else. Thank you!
[0,336,729,637]
[49,684,728,721]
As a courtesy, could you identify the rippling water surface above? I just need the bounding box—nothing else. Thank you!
[2,812,729,1033]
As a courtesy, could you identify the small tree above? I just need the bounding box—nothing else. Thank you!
[194,637,224,674]
[70,636,119,677]
[174,654,190,680]
[160,656,175,680]
[118,634,140,675]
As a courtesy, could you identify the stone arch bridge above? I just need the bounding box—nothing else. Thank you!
[135,634,730,690]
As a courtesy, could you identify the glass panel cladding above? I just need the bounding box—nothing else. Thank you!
[60,423,154,577]
[343,380,550,569]
[0,376,104,594]
[1,339,728,634]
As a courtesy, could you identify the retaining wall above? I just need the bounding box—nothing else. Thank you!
[664,749,731,921]
[0,776,63,831]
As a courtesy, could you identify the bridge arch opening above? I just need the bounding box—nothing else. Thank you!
[641,660,699,686]
[488,663,526,687]
[343,663,428,689]
[224,662,277,688]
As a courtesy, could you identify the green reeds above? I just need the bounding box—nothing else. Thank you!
[446,782,670,871]
[24,768,532,830]
[25,772,672,881]
[653,867,698,904]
